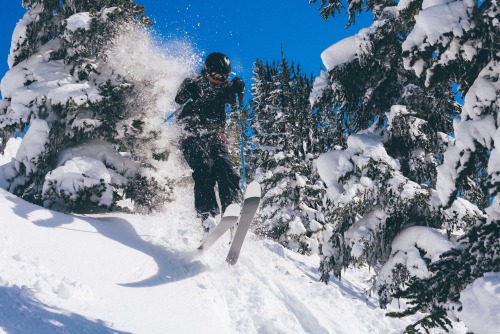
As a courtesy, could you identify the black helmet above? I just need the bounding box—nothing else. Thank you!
[204,52,231,80]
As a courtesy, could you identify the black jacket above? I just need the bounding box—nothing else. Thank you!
[175,74,237,136]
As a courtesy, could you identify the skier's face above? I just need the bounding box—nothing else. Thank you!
[207,71,228,84]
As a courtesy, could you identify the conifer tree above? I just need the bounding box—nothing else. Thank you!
[309,0,460,279]
[313,5,457,186]
[386,219,499,333]
[309,0,499,332]
[250,57,326,254]
[309,70,347,152]
[0,0,171,212]
[384,0,500,331]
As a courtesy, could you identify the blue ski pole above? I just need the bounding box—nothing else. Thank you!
[236,94,246,189]
[164,98,193,123]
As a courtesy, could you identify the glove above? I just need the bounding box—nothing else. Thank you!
[185,81,203,100]
[230,77,245,94]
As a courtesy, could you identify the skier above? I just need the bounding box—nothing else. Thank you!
[175,52,245,233]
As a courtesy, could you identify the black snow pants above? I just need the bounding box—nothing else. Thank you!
[180,133,241,217]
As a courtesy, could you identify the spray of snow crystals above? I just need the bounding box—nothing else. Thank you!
[105,25,200,118]
[90,24,203,214]
[104,24,201,179]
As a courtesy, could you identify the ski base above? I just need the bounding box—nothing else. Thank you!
[196,181,261,266]
[226,181,261,265]
[198,203,240,251]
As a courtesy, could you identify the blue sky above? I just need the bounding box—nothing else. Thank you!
[1,1,372,99]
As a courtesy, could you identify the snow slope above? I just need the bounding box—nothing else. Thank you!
[0,150,470,334]
[0,139,471,334]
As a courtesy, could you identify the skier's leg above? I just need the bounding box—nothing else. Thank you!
[193,168,218,216]
[180,137,219,217]
[212,140,241,213]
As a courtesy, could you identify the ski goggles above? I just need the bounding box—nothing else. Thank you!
[208,71,228,81]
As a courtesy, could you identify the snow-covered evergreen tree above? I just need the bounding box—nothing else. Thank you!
[381,0,500,332]
[0,0,179,212]
[250,57,326,254]
[385,218,498,333]
[309,70,347,152]
[316,130,430,279]
[310,0,456,272]
[311,4,458,186]
[309,0,499,332]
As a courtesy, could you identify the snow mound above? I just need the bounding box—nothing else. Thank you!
[381,226,454,280]
[65,12,91,32]
[316,133,399,203]
[43,156,119,207]
[0,137,21,166]
[402,0,474,77]
[321,36,358,71]
[15,119,50,174]
[459,273,500,334]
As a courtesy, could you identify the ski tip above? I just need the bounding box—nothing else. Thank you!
[225,203,241,217]
[244,181,261,199]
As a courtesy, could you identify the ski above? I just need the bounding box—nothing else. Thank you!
[226,181,261,265]
[198,203,240,250]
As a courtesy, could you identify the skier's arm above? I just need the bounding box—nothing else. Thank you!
[175,78,202,105]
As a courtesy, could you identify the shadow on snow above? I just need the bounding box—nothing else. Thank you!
[263,241,378,308]
[91,215,206,287]
[0,285,130,334]
[4,194,206,287]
